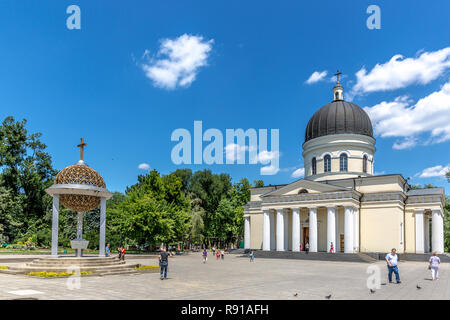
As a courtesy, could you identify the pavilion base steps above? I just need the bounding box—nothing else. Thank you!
[1,256,141,276]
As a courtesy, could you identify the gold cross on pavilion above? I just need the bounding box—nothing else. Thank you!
[335,70,342,84]
[77,138,87,161]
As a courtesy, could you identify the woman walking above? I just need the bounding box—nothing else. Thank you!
[202,248,208,263]
[429,252,441,280]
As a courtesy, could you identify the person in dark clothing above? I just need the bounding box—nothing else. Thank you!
[159,247,173,280]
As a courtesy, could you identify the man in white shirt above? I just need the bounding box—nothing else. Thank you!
[385,248,401,284]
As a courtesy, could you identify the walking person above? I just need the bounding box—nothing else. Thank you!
[221,250,224,260]
[305,242,309,254]
[212,246,216,256]
[216,249,220,260]
[121,246,126,261]
[105,243,111,257]
[249,250,254,262]
[429,251,441,280]
[329,242,335,253]
[202,248,208,263]
[158,247,173,280]
[385,248,401,284]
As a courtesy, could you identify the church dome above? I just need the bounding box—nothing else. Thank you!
[304,100,374,143]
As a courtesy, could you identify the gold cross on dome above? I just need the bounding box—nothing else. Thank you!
[335,70,342,83]
[77,138,87,161]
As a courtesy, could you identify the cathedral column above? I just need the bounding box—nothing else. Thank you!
[244,216,251,249]
[432,209,444,254]
[353,207,359,252]
[51,195,60,258]
[344,206,354,253]
[276,209,285,251]
[309,207,318,252]
[284,210,289,250]
[262,210,271,251]
[424,214,430,253]
[327,207,336,253]
[292,208,300,252]
[415,209,425,253]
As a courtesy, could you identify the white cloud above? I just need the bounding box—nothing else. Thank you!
[364,82,450,147]
[417,164,450,178]
[352,47,450,95]
[305,71,328,84]
[392,137,417,150]
[260,165,280,175]
[141,34,213,90]
[138,163,150,170]
[255,150,280,164]
[224,143,248,162]
[291,167,305,178]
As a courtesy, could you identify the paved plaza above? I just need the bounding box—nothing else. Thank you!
[0,253,449,300]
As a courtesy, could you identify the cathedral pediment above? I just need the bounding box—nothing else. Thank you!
[261,179,348,197]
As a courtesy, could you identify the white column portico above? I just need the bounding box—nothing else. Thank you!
[51,195,60,258]
[292,208,300,252]
[415,209,425,253]
[344,206,354,253]
[262,210,271,251]
[432,209,444,254]
[327,207,336,253]
[353,207,359,252]
[244,216,250,250]
[270,212,275,250]
[424,215,430,253]
[284,211,289,250]
[309,207,318,252]
[276,209,285,251]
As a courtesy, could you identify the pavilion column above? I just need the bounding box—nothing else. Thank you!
[51,195,60,258]
[309,207,318,252]
[344,206,354,253]
[276,209,285,251]
[262,210,271,251]
[244,216,251,249]
[415,209,425,253]
[432,209,444,254]
[292,208,300,252]
[353,207,359,252]
[327,207,336,253]
[99,197,106,257]
[269,211,275,250]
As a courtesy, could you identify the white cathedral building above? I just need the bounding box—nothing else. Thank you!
[243,79,446,254]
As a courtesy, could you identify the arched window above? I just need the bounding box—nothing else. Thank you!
[363,155,368,173]
[312,157,317,175]
[340,153,348,172]
[324,155,331,172]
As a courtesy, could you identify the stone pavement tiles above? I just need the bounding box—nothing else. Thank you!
[0,253,448,300]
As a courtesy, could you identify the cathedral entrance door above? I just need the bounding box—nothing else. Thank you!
[302,227,309,250]
[340,234,344,252]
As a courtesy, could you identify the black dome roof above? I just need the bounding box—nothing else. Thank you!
[304,100,373,143]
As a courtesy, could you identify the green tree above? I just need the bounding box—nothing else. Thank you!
[253,179,264,187]
[0,116,56,242]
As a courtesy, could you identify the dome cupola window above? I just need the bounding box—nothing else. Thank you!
[339,153,348,172]
[324,155,331,172]
[363,155,368,173]
[312,157,317,175]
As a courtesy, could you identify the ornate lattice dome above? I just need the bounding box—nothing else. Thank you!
[55,164,106,212]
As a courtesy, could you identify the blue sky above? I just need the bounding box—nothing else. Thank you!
[0,0,449,193]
